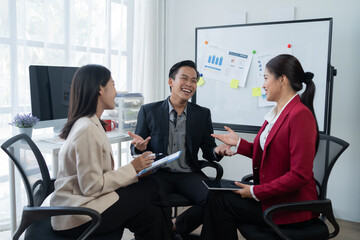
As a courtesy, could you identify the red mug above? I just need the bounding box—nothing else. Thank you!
[103,119,116,132]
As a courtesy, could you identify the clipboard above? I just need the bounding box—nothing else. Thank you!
[202,179,242,190]
[136,150,182,176]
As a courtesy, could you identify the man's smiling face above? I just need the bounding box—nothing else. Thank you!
[169,66,198,102]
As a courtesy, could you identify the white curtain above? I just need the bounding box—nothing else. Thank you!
[132,0,166,103]
[0,0,131,231]
[0,0,130,136]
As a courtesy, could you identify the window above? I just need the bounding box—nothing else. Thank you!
[0,0,133,230]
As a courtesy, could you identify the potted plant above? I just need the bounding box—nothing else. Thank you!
[9,113,39,138]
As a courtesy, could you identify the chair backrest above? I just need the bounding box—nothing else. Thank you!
[313,133,349,200]
[1,134,54,207]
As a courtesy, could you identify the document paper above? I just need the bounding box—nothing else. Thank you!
[136,150,182,176]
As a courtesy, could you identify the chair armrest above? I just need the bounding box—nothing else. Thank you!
[49,178,56,193]
[198,160,223,181]
[14,206,101,240]
[263,199,339,240]
[241,173,254,183]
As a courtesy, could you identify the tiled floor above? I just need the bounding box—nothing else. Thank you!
[0,228,135,240]
[1,218,359,240]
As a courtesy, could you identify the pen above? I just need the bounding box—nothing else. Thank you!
[132,153,164,158]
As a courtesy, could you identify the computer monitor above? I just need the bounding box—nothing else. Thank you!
[29,65,79,132]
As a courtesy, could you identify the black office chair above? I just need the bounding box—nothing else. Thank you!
[1,134,124,240]
[237,133,349,240]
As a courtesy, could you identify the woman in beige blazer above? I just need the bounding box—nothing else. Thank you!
[50,64,171,239]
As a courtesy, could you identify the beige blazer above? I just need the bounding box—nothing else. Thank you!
[50,115,137,230]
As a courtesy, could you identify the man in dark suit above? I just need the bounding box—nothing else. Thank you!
[129,60,232,238]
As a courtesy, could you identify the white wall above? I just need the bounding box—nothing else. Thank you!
[164,0,360,223]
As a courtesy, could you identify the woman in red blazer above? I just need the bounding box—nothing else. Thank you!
[201,54,319,240]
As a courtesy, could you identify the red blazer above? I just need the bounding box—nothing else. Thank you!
[237,95,318,225]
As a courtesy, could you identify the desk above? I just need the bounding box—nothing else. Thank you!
[32,130,131,177]
[7,130,132,235]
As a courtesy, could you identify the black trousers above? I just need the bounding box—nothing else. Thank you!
[201,190,319,240]
[56,177,171,240]
[200,190,265,240]
[150,169,209,235]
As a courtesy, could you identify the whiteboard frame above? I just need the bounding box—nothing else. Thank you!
[193,18,333,134]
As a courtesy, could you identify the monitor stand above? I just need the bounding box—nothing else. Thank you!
[53,125,63,134]
[33,119,67,134]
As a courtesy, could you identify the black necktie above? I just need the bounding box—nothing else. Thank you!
[172,110,177,127]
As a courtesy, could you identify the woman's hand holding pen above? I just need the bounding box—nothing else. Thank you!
[128,131,151,151]
[131,151,155,173]
[211,126,240,147]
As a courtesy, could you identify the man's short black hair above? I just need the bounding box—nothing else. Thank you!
[168,60,200,80]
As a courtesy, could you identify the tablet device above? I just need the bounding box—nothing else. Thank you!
[202,179,242,190]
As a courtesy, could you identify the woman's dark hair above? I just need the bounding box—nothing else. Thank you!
[266,54,319,149]
[59,64,111,139]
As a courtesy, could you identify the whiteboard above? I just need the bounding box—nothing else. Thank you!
[194,18,333,133]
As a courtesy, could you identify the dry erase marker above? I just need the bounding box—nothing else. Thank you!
[132,153,164,158]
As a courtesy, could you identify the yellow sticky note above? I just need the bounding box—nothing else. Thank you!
[252,87,262,97]
[197,77,205,87]
[230,79,239,89]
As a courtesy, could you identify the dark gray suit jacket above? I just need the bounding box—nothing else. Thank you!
[130,98,221,172]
